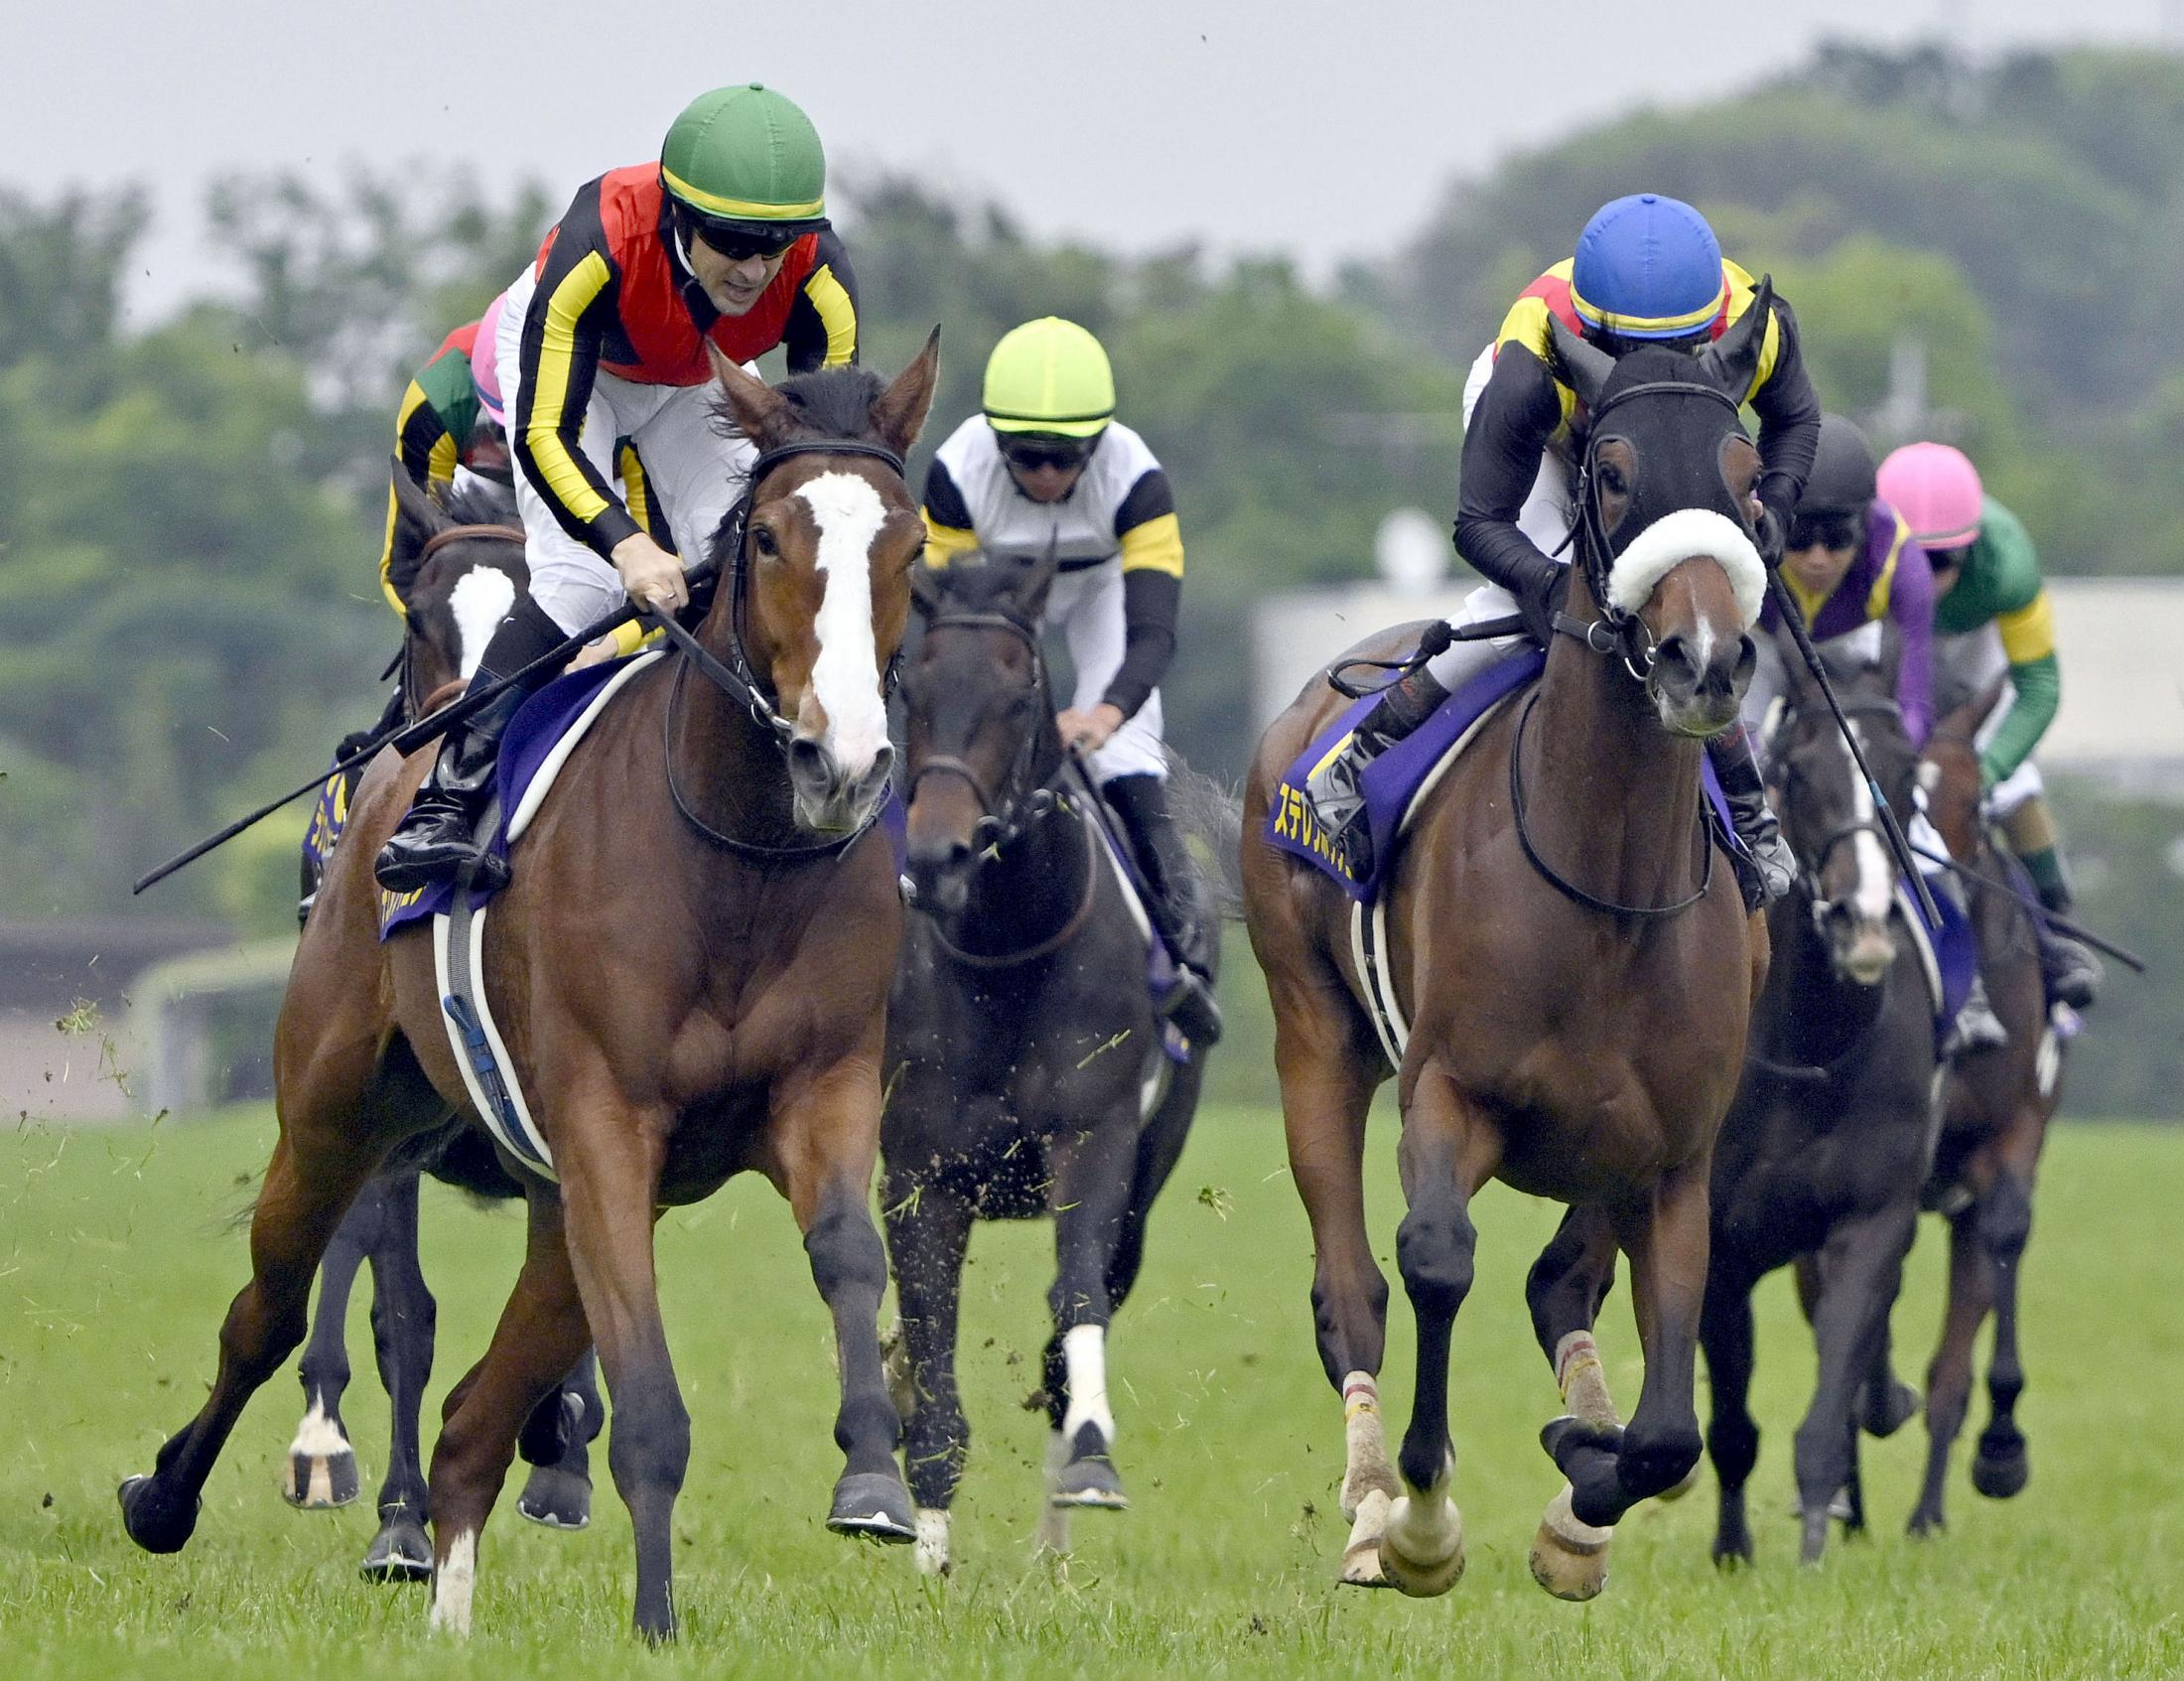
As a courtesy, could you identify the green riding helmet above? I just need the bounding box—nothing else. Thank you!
[983,317,1116,439]
[660,83,829,241]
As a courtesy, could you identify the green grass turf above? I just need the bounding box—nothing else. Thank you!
[3,1108,2179,1679]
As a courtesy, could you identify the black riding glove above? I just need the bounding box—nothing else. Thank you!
[1513,557,1570,646]
[1754,474,1798,570]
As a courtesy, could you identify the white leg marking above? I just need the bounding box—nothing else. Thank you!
[428,1529,477,1636]
[1038,1432,1072,1554]
[795,472,891,776]
[914,1506,952,1576]
[288,1396,349,1460]
[447,568,517,679]
[1060,1325,1114,1447]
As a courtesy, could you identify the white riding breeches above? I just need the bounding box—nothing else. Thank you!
[1933,625,2044,817]
[496,266,758,635]
[1044,558,1167,782]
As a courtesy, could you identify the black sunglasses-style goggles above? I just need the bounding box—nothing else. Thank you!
[687,218,812,263]
[998,434,1101,473]
[1787,507,1863,553]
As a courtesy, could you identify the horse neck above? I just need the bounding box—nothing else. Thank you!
[1529,612,1708,912]
[928,710,1085,960]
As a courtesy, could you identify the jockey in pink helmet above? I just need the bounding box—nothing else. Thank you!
[1875,442,2100,1010]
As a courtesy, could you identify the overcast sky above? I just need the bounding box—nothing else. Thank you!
[4,0,2178,322]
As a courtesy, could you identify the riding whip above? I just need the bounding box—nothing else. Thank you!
[1907,843,2148,974]
[1763,570,1942,927]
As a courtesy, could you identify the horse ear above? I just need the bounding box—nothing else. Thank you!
[1549,316,1614,411]
[1698,274,1773,401]
[869,326,942,458]
[706,342,792,446]
[387,456,449,570]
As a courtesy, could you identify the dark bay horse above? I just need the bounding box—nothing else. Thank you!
[283,472,602,1582]
[883,552,1220,1575]
[1895,683,2064,1536]
[1243,326,1772,1601]
[119,340,941,1642]
[1701,643,1938,1566]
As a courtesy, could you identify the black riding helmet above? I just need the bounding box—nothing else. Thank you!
[1799,413,1879,512]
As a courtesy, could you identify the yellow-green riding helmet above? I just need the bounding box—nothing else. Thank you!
[982,318,1115,440]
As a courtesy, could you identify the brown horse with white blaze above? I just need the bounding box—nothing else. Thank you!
[1243,329,1773,1601]
[117,338,941,1642]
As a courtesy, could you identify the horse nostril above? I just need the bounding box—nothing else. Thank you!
[866,742,895,793]
[788,736,830,784]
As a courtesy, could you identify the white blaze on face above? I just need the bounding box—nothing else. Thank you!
[1845,721,1894,924]
[794,472,891,774]
[447,568,517,680]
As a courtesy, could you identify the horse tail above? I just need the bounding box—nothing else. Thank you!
[1164,749,1244,921]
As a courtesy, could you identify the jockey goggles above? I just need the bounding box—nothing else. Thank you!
[690,218,807,262]
[998,431,1102,474]
[1787,508,1862,554]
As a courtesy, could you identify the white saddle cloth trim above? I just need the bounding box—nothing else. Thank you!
[430,648,667,1181]
[1347,688,1527,1068]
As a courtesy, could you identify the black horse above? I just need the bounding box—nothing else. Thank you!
[1701,640,1937,1565]
[282,469,600,1580]
[882,552,1223,1575]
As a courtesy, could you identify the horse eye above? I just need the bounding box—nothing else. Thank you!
[751,525,779,558]
[1599,464,1629,494]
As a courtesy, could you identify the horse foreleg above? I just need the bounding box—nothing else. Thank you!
[1910,1206,1992,1537]
[425,1179,591,1638]
[1044,1121,1141,1514]
[120,1122,390,1558]
[1970,1165,2035,1500]
[1699,1262,1761,1570]
[1605,1157,1709,1518]
[1793,1203,1916,1563]
[1269,979,1389,1586]
[360,1169,437,1582]
[1526,1205,1624,1598]
[881,1174,973,1575]
[1377,1059,1495,1600]
[285,1178,381,1512]
[773,1058,915,1549]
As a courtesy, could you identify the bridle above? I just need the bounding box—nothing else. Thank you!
[1765,692,1908,919]
[402,521,527,722]
[660,435,909,861]
[903,607,1064,853]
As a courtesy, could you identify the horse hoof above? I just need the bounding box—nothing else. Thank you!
[1971,1446,2029,1500]
[1529,1483,1611,1602]
[1049,1454,1129,1510]
[117,1473,201,1555]
[360,1517,433,1584]
[1337,1488,1396,1589]
[1377,1495,1465,1599]
[282,1447,360,1510]
[1907,1506,1946,1540]
[827,1471,916,1543]
[1656,1461,1703,1502]
[1711,1536,1754,1570]
[516,1464,593,1531]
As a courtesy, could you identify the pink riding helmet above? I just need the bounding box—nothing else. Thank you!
[471,289,509,430]
[1875,441,1983,552]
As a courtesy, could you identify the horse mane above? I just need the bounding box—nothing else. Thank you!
[772,364,889,443]
[437,475,519,528]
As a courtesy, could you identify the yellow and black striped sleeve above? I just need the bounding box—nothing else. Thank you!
[512,183,641,559]
[783,227,860,372]
[919,457,981,567]
[376,378,460,615]
[1106,469,1183,719]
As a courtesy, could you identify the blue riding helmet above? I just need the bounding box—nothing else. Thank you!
[1570,194,1726,341]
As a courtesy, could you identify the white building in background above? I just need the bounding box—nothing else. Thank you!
[1251,513,2184,795]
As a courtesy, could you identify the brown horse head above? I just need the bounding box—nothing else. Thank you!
[385,466,529,713]
[1764,636,1917,985]
[1553,310,1769,737]
[898,549,1062,911]
[706,333,940,833]
[1921,676,2007,864]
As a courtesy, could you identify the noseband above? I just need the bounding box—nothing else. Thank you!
[905,609,1060,852]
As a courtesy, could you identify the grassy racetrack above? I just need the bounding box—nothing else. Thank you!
[4,1107,2179,1679]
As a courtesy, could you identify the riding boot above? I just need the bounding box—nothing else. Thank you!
[1301,663,1450,883]
[1101,772,1224,1048]
[2031,882,2102,1012]
[1706,724,1796,911]
[374,597,571,896]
